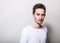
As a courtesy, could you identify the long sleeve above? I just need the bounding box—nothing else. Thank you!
[19,28,29,43]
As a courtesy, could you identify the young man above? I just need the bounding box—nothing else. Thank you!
[20,3,48,43]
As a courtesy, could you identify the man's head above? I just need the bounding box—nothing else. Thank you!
[32,3,46,25]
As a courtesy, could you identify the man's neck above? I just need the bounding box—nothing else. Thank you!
[32,21,42,29]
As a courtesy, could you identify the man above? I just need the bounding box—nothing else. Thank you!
[20,3,48,43]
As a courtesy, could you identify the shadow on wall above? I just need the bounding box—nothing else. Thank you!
[44,22,53,43]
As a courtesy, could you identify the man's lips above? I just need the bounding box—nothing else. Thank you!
[38,19,43,22]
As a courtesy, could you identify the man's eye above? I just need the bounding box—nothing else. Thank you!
[37,14,40,15]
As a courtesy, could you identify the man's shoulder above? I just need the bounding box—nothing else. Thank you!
[42,24,47,28]
[22,25,31,32]
[21,25,31,36]
[42,24,48,32]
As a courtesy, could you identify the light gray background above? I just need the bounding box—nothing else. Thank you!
[0,0,60,43]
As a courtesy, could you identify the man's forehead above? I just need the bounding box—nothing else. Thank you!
[35,8,45,14]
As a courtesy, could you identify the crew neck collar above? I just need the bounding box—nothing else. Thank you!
[29,24,44,30]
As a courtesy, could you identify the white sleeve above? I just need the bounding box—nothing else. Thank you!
[19,28,28,43]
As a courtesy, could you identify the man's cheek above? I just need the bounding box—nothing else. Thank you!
[36,16,39,20]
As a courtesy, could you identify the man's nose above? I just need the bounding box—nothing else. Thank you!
[39,15,42,19]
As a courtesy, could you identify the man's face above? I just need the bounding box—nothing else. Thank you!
[33,8,45,25]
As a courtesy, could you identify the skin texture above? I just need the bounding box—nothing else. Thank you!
[32,8,46,28]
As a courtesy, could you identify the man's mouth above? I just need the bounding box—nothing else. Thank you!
[38,19,43,22]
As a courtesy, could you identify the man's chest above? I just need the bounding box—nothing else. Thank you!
[28,30,47,41]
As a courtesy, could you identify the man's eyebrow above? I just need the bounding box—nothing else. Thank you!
[36,13,40,14]
[36,13,40,15]
[36,13,45,14]
[42,14,45,15]
[42,14,46,16]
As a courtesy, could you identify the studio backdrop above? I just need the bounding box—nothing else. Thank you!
[0,0,60,43]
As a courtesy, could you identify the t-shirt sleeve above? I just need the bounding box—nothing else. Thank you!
[19,28,29,43]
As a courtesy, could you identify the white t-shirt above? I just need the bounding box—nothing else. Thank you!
[20,25,47,43]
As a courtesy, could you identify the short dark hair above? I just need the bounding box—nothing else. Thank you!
[33,3,46,14]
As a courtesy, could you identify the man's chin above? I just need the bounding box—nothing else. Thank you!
[37,22,42,25]
[35,21,43,25]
